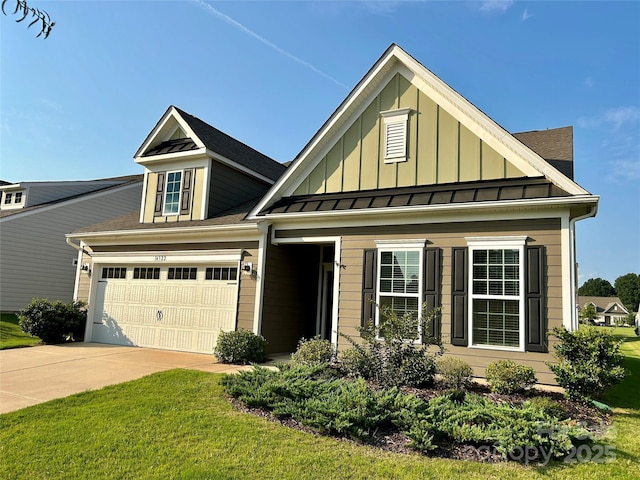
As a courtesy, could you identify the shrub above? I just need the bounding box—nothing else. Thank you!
[436,356,474,390]
[290,336,334,367]
[213,329,267,364]
[485,360,537,395]
[338,303,442,388]
[18,298,87,344]
[525,396,567,420]
[546,326,626,402]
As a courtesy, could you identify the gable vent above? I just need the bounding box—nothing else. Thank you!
[381,108,411,163]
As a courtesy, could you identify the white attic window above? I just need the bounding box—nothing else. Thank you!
[381,108,411,163]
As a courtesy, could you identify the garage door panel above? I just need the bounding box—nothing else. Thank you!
[93,265,239,354]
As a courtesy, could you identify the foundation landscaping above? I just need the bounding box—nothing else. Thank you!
[0,308,638,479]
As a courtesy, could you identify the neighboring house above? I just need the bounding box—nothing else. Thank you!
[67,45,598,384]
[0,176,143,312]
[577,296,629,325]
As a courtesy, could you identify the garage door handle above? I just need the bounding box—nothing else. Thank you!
[156,310,163,321]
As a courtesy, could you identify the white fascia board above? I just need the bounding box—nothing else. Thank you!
[66,223,262,246]
[91,249,243,264]
[0,181,143,224]
[264,195,599,230]
[134,148,208,166]
[392,49,589,196]
[139,156,210,172]
[248,50,400,218]
[206,149,276,185]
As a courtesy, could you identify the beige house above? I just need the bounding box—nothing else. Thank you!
[578,296,629,325]
[67,45,598,384]
[0,176,142,312]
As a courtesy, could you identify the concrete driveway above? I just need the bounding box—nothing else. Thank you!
[0,343,250,414]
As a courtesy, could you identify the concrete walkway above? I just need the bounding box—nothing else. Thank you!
[0,343,253,414]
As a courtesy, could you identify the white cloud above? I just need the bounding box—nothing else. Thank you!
[192,0,347,89]
[605,106,640,129]
[583,77,594,89]
[479,0,514,13]
[609,159,640,181]
[520,8,532,21]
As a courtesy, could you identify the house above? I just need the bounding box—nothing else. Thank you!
[577,296,629,326]
[67,45,598,384]
[0,176,143,312]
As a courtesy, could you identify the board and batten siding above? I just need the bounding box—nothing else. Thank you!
[276,218,562,385]
[85,242,260,334]
[293,73,526,196]
[0,182,142,312]
[142,168,206,223]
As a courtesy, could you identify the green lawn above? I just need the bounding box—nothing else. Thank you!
[0,313,40,349]
[0,329,638,479]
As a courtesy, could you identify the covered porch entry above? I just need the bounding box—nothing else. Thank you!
[260,236,340,354]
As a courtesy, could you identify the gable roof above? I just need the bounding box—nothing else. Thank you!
[0,175,143,220]
[249,44,593,218]
[578,296,629,315]
[135,106,286,183]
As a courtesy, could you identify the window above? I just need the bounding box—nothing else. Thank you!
[467,237,526,350]
[101,267,127,279]
[133,267,160,280]
[168,267,197,280]
[14,192,22,203]
[205,267,238,281]
[4,193,12,204]
[381,108,410,163]
[163,171,182,215]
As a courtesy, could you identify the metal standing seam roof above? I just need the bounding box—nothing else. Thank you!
[259,177,571,216]
[141,107,287,183]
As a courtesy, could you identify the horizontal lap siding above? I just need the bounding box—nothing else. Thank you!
[237,247,258,332]
[333,218,563,385]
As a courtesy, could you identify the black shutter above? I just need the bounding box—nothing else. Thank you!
[525,245,547,352]
[180,168,194,215]
[451,247,468,346]
[154,171,166,216]
[361,249,377,327]
[423,247,442,340]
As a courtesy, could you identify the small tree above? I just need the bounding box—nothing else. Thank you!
[546,326,625,402]
[579,303,598,325]
[338,303,442,388]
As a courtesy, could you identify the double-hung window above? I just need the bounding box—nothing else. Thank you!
[163,171,182,215]
[375,240,425,327]
[467,237,526,351]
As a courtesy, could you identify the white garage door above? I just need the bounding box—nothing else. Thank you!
[91,265,238,354]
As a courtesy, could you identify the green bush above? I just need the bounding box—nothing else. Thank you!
[18,298,87,344]
[485,360,537,395]
[338,303,442,388]
[525,396,567,420]
[213,329,268,364]
[290,336,334,367]
[436,356,474,390]
[546,326,626,402]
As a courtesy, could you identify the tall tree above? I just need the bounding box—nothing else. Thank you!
[614,273,640,312]
[578,277,616,297]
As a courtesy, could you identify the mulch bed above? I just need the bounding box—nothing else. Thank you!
[227,379,612,463]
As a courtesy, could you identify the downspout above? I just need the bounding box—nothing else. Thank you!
[568,203,599,330]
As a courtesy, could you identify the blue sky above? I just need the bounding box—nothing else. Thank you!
[1,1,639,286]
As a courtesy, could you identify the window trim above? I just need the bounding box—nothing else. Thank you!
[162,170,183,216]
[374,239,426,341]
[466,236,527,352]
[4,192,12,204]
[381,108,411,163]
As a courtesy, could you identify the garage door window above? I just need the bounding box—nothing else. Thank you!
[206,267,238,281]
[101,267,127,279]
[133,267,160,280]
[168,267,197,280]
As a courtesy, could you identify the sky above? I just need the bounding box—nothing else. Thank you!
[1,0,639,286]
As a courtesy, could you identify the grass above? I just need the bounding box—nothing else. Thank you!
[0,312,40,349]
[0,329,638,479]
